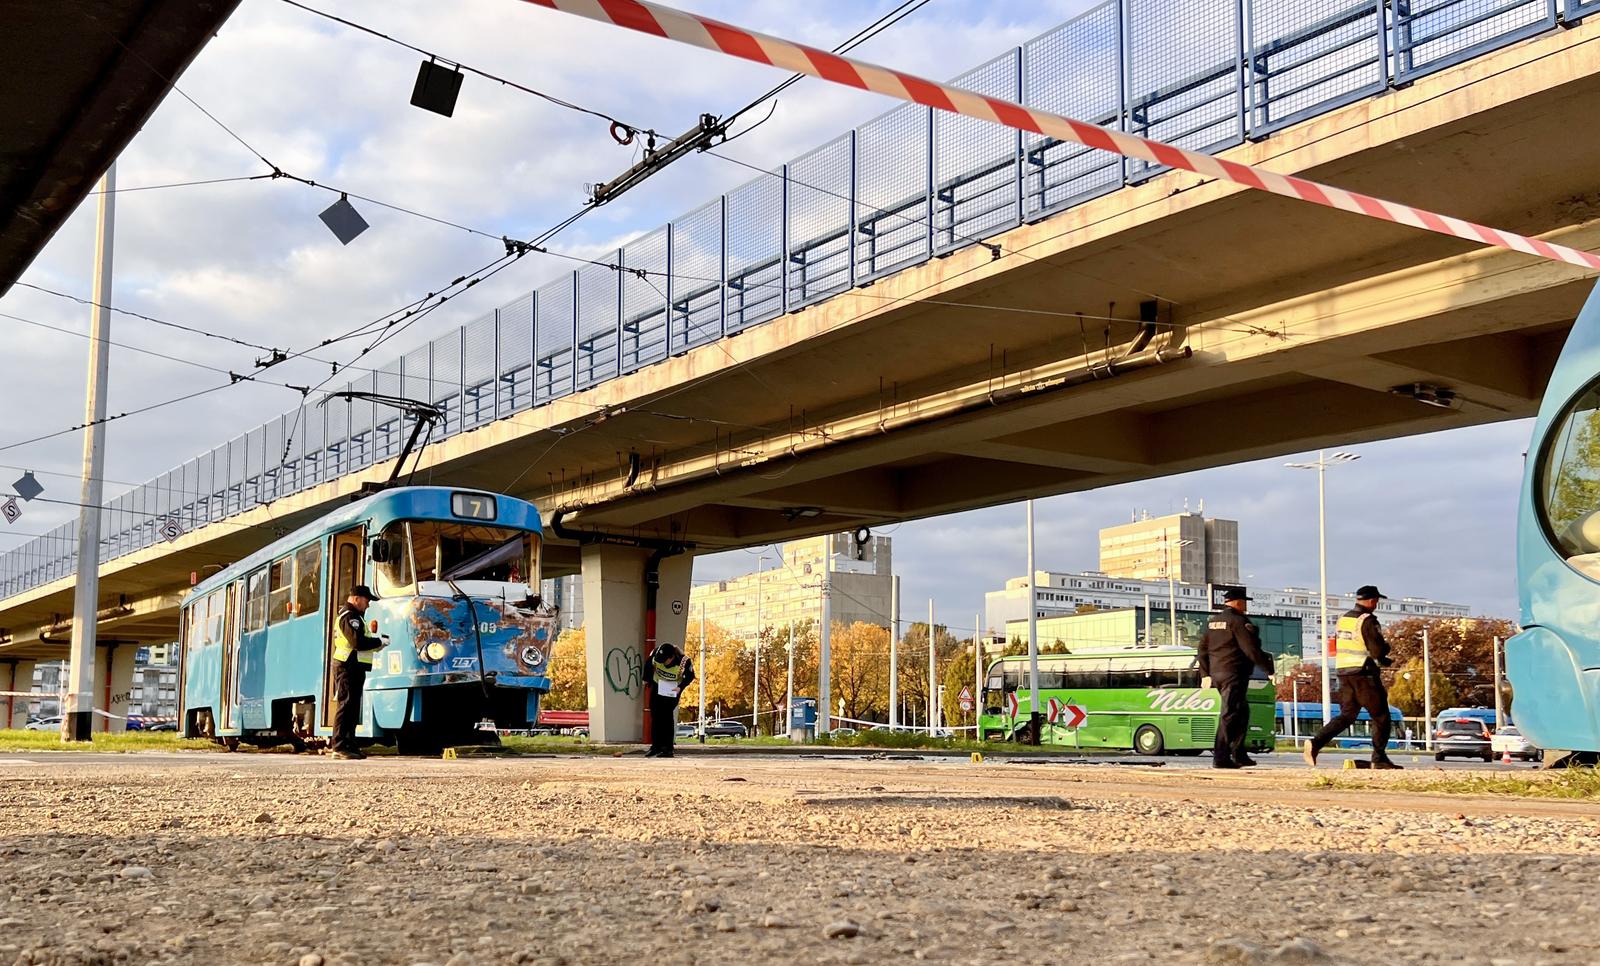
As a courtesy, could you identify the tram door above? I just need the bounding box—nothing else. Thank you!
[321,526,366,727]
[220,580,242,730]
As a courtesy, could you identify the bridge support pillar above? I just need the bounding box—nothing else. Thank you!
[3,659,37,729]
[581,545,692,744]
[93,644,137,733]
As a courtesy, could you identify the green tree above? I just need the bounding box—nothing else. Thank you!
[1384,616,1515,708]
[543,628,587,710]
[940,639,984,730]
[1386,658,1459,717]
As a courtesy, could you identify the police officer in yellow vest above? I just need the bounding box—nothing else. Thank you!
[1304,585,1401,769]
[644,642,695,758]
[331,585,385,760]
[1198,588,1274,768]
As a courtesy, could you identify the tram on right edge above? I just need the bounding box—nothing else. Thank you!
[1508,283,1600,762]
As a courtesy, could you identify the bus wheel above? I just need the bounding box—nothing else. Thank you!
[1134,725,1165,756]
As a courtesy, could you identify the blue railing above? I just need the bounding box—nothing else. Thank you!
[0,0,1589,601]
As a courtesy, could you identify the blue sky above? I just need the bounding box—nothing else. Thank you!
[0,0,1535,627]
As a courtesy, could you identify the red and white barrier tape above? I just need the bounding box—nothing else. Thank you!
[519,0,1600,273]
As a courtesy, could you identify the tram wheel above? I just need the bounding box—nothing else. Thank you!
[1134,725,1165,756]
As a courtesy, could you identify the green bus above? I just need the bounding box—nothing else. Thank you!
[978,647,1275,756]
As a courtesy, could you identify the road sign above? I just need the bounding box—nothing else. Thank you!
[159,518,182,542]
[11,471,42,502]
[1,497,19,525]
[957,685,973,712]
[1006,692,1019,718]
[1047,697,1087,729]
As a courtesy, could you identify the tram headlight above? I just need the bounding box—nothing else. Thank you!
[425,642,448,663]
[519,643,546,671]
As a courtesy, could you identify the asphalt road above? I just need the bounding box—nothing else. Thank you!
[0,746,1536,772]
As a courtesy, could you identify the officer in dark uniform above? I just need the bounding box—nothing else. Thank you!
[1305,585,1401,769]
[331,585,385,760]
[1198,588,1274,769]
[644,642,695,758]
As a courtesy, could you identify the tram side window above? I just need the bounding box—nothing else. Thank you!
[244,569,267,633]
[202,590,224,646]
[294,544,322,618]
[267,556,293,624]
[1541,382,1600,577]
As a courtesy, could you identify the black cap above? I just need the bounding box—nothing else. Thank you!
[350,585,380,601]
[1222,588,1251,602]
[1355,585,1386,600]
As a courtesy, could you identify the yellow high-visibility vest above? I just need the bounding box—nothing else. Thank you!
[1333,612,1371,670]
[333,609,375,666]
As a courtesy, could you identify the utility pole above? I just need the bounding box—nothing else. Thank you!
[818,557,831,735]
[784,621,795,741]
[698,602,707,743]
[973,611,982,737]
[889,575,899,729]
[64,161,115,743]
[927,598,936,737]
[1423,628,1433,752]
[1492,635,1503,727]
[753,555,764,735]
[1026,500,1040,744]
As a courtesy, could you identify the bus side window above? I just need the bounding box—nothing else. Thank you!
[267,556,293,624]
[294,544,322,618]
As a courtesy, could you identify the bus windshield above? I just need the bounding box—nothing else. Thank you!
[376,520,539,595]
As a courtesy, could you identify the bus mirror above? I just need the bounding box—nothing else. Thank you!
[369,537,392,563]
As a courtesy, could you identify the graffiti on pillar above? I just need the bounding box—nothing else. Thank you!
[605,646,642,697]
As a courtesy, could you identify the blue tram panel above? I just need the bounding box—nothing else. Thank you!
[1510,282,1600,755]
[177,486,559,749]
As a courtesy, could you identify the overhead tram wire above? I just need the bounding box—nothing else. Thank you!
[276,0,655,141]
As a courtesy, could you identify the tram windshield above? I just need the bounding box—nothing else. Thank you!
[1539,380,1600,578]
[375,520,539,595]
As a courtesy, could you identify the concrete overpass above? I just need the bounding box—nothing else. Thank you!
[4,1,1600,738]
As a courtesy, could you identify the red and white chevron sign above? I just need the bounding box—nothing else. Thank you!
[1047,697,1087,729]
[519,0,1600,273]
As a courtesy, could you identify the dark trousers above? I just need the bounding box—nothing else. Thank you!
[331,657,366,752]
[1312,670,1393,761]
[648,693,679,756]
[1215,676,1251,762]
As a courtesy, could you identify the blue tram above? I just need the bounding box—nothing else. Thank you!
[179,486,557,753]
[1509,283,1600,758]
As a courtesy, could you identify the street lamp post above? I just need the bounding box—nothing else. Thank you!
[1285,451,1360,723]
[753,555,766,735]
[1164,536,1194,646]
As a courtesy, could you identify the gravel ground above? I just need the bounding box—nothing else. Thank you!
[0,754,1596,966]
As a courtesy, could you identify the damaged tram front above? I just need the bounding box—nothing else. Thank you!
[180,486,559,754]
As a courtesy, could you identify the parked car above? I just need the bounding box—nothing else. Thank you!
[23,716,60,732]
[830,727,858,738]
[146,721,178,733]
[674,723,697,739]
[1435,718,1494,762]
[702,721,747,739]
[1491,724,1540,762]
